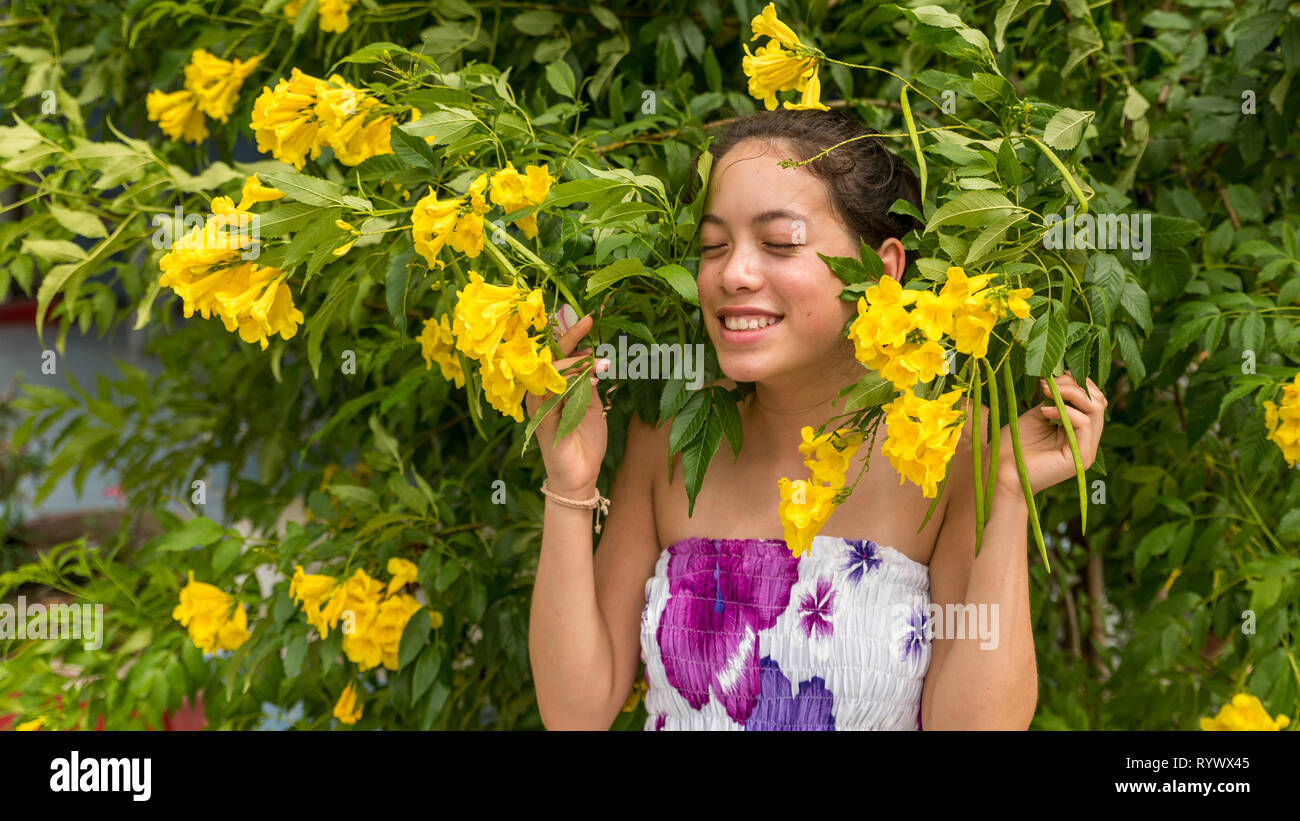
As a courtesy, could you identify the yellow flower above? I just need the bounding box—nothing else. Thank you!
[951,307,997,359]
[183,49,262,123]
[418,315,466,388]
[490,163,528,211]
[468,173,491,215]
[250,68,328,170]
[315,74,394,166]
[489,162,553,237]
[881,388,964,498]
[410,190,463,269]
[741,40,818,112]
[290,565,340,637]
[236,174,285,211]
[623,677,648,712]
[1264,372,1300,466]
[318,0,356,33]
[513,213,540,240]
[750,2,802,48]
[1003,287,1033,319]
[784,63,829,112]
[448,211,486,259]
[15,717,46,731]
[147,88,208,144]
[284,0,357,34]
[172,570,248,654]
[938,266,993,309]
[777,477,840,558]
[798,427,863,487]
[522,164,556,205]
[452,271,567,421]
[910,291,953,341]
[333,681,363,725]
[217,602,251,651]
[1199,693,1290,731]
[373,593,424,670]
[386,557,419,596]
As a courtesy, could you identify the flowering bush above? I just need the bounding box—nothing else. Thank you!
[0,0,1296,731]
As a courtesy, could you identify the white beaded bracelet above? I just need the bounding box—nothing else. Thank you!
[540,479,611,533]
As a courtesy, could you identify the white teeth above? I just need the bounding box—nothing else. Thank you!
[723,315,780,331]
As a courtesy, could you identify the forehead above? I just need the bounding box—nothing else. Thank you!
[701,138,833,229]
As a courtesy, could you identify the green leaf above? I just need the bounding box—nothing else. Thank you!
[681,411,723,517]
[211,536,240,576]
[587,257,646,295]
[657,264,698,305]
[818,251,871,286]
[840,372,895,412]
[1024,303,1067,377]
[385,244,415,338]
[668,390,709,456]
[1043,108,1094,151]
[391,128,439,171]
[398,609,431,668]
[555,366,593,443]
[1119,281,1152,334]
[714,388,743,459]
[258,202,321,238]
[283,634,309,678]
[545,59,576,99]
[154,516,228,552]
[23,239,86,263]
[925,191,1020,232]
[47,204,107,238]
[412,643,443,702]
[327,484,380,510]
[513,9,562,35]
[400,107,482,144]
[965,211,1028,265]
[260,169,372,211]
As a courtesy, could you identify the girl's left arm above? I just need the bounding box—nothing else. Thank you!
[920,371,1107,730]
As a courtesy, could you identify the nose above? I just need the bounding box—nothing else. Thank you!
[713,240,764,295]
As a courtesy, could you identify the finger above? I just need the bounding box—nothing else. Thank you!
[553,351,595,379]
[1040,404,1096,451]
[555,313,594,358]
[1041,377,1104,412]
[1084,377,1107,408]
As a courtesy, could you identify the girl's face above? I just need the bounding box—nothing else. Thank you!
[697,138,862,385]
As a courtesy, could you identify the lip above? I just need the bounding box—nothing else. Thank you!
[714,309,784,344]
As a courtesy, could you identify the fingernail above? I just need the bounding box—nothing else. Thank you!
[590,376,599,386]
[552,303,579,334]
[596,358,611,374]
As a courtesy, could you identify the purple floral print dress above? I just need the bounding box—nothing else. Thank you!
[639,534,932,730]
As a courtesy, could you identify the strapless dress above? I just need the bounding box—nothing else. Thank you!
[639,534,932,730]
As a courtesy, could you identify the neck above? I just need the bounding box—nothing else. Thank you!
[742,352,864,457]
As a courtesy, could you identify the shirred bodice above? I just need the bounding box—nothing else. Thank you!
[639,534,932,730]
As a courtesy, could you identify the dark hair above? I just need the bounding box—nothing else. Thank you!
[686,107,923,275]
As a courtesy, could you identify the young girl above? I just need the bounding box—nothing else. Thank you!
[527,108,1106,731]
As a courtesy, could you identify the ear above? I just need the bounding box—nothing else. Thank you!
[877,237,906,282]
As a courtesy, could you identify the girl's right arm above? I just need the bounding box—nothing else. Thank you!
[527,314,662,730]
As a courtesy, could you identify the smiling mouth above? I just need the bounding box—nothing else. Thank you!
[721,315,783,331]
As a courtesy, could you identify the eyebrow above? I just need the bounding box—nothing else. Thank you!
[700,209,808,228]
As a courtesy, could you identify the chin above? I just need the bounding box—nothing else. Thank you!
[714,350,784,384]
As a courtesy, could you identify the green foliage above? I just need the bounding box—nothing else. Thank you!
[1,0,1297,731]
